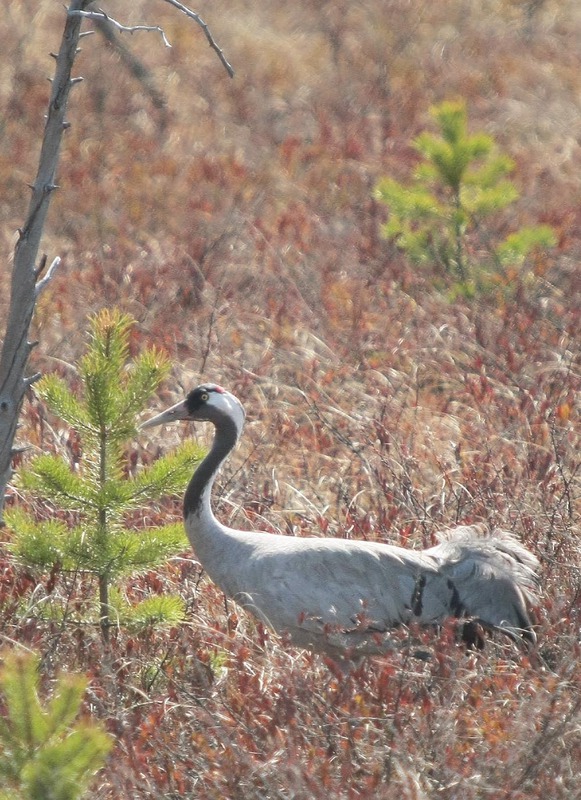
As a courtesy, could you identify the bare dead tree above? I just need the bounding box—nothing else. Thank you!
[0,1,233,519]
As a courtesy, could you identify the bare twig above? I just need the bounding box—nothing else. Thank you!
[71,3,234,78]
[68,8,172,47]
[161,0,235,77]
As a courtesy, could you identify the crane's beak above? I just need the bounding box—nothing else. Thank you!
[139,399,191,430]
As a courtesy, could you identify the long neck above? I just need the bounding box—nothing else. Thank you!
[184,416,240,527]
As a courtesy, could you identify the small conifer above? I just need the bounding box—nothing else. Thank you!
[375,99,555,296]
[0,650,112,800]
[6,310,202,639]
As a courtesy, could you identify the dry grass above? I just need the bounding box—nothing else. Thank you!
[1,0,580,796]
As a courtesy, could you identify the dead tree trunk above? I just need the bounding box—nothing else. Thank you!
[0,0,232,520]
[0,0,89,519]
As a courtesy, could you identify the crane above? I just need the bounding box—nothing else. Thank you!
[141,383,539,659]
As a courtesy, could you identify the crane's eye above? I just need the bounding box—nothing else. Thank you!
[200,392,209,402]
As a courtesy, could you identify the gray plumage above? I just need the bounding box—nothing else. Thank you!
[141,384,539,658]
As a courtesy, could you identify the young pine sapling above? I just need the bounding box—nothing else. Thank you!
[374,99,555,297]
[6,310,202,640]
[0,650,112,800]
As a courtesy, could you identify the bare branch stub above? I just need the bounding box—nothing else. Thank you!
[35,257,62,297]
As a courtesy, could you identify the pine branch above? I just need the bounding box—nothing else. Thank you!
[0,651,112,798]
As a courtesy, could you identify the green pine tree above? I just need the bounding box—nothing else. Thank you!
[374,99,555,296]
[0,650,112,800]
[6,310,202,639]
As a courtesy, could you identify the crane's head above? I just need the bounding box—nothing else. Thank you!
[140,384,246,436]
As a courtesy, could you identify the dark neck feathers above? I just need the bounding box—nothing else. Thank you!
[183,414,240,519]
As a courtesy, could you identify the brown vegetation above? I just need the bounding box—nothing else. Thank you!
[1,0,580,796]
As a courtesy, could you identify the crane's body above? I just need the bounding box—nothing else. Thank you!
[141,384,539,657]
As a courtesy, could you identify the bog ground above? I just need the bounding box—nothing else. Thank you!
[1,1,580,797]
